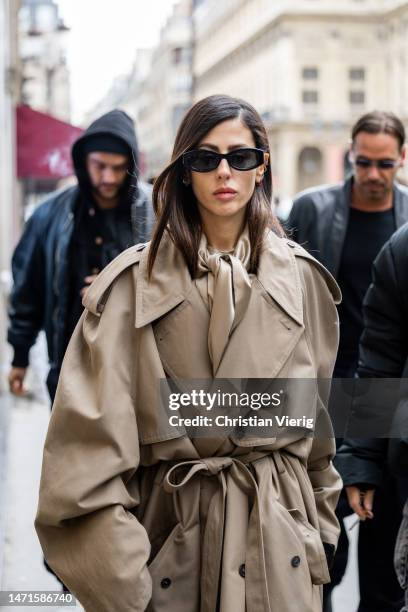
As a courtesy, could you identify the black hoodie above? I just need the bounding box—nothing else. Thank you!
[72,108,139,211]
[66,110,141,340]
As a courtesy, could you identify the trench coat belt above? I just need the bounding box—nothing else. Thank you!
[162,452,283,612]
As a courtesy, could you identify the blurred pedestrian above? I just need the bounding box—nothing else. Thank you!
[35,95,341,611]
[8,109,153,403]
[336,222,408,612]
[288,111,408,611]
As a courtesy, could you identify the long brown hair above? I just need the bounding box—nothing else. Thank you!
[148,95,283,277]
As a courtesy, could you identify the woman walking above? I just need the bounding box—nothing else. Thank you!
[36,95,342,612]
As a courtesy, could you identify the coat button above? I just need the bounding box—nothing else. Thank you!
[291,555,301,568]
[160,577,171,589]
[95,236,103,245]
[239,563,246,578]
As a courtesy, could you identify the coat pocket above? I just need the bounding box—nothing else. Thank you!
[147,523,201,612]
[287,508,331,585]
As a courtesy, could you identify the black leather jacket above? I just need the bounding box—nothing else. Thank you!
[8,109,154,376]
[8,182,153,374]
[288,176,408,276]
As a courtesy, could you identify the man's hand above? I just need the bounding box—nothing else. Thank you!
[80,274,98,297]
[8,367,28,396]
[345,485,375,520]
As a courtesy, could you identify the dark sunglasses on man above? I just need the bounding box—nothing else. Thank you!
[182,147,267,172]
[351,156,401,170]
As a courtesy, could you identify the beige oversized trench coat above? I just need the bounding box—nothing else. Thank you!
[36,230,342,612]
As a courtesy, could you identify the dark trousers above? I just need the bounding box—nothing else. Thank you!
[323,478,406,612]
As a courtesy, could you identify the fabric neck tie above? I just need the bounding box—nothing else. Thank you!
[196,230,252,375]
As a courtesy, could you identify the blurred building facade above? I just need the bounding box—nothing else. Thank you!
[19,0,71,121]
[83,49,153,125]
[135,0,193,180]
[193,0,408,203]
[82,48,153,174]
[83,0,193,181]
[0,0,21,387]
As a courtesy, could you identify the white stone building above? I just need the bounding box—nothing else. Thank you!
[84,0,193,181]
[133,0,193,180]
[193,0,408,204]
[19,0,71,121]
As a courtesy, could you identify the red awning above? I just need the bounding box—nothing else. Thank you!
[16,105,83,179]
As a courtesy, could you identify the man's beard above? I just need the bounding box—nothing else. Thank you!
[93,184,121,200]
[361,180,389,200]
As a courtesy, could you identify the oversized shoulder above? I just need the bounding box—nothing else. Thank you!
[82,243,148,315]
[286,238,341,304]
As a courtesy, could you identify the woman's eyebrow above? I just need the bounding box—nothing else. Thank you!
[197,143,251,151]
[197,143,219,151]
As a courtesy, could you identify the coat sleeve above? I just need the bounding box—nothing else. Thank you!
[297,257,342,548]
[35,267,152,612]
[7,209,46,366]
[335,238,408,487]
[334,438,386,488]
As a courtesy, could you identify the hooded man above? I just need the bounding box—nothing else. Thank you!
[8,109,153,402]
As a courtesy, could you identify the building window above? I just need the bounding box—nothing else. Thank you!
[302,90,319,104]
[173,47,183,65]
[297,147,323,192]
[349,90,365,105]
[349,67,365,80]
[302,67,319,80]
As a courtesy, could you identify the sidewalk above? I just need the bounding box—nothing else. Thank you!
[0,337,83,611]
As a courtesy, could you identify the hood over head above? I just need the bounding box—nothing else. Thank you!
[71,109,139,211]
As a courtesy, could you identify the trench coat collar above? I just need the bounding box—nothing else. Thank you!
[257,231,303,326]
[135,230,304,328]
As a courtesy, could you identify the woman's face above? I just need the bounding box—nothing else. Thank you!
[189,118,266,224]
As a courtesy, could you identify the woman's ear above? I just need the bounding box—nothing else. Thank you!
[256,152,269,184]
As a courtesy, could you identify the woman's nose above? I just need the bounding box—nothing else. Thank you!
[216,158,232,178]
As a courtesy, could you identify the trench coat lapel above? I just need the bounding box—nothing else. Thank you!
[135,234,193,328]
[216,231,304,381]
[135,231,305,385]
[256,231,303,327]
[135,230,304,332]
[134,232,306,456]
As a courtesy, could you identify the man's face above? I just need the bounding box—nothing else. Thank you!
[350,132,406,202]
[86,152,129,201]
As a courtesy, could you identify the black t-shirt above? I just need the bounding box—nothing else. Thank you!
[335,207,396,376]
